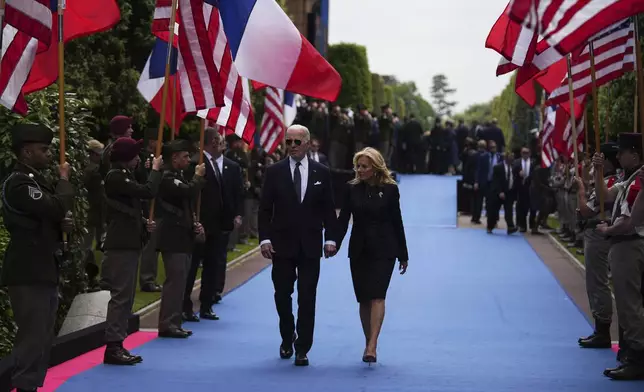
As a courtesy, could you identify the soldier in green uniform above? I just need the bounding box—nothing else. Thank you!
[575,142,621,349]
[102,137,162,366]
[1,124,74,392]
[156,140,206,338]
[594,133,644,380]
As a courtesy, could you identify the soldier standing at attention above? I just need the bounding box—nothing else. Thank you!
[575,142,621,349]
[156,140,206,338]
[102,137,162,366]
[1,124,74,392]
[594,133,644,380]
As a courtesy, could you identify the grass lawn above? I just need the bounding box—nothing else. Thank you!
[95,238,259,312]
[546,217,586,266]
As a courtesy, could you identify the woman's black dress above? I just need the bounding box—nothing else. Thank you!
[337,182,409,303]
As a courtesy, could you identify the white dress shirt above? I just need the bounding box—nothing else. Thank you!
[310,152,320,163]
[505,163,513,190]
[204,151,223,175]
[522,158,530,182]
[260,155,335,247]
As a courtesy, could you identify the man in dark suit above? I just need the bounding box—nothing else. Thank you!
[259,124,340,367]
[487,152,518,235]
[183,128,243,322]
[308,137,329,167]
[472,140,494,224]
[514,147,537,233]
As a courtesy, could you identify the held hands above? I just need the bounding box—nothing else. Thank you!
[519,170,525,178]
[324,244,337,258]
[592,153,604,169]
[146,219,157,233]
[193,222,205,236]
[573,176,585,193]
[596,221,610,235]
[59,162,70,180]
[499,192,505,200]
[234,216,242,229]
[195,163,206,177]
[152,156,163,171]
[260,243,276,260]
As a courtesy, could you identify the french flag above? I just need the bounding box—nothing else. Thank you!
[218,0,342,102]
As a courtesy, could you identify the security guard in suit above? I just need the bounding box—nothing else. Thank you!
[156,140,206,338]
[102,137,162,366]
[1,124,74,392]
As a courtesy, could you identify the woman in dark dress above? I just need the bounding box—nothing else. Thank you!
[337,147,409,364]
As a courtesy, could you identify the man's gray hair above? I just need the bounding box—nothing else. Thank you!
[205,126,223,144]
[286,124,310,141]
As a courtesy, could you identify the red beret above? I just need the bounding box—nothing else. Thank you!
[110,137,143,162]
[109,115,133,136]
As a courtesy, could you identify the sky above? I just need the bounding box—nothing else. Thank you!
[328,0,513,114]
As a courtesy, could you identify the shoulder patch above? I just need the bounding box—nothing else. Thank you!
[28,185,42,200]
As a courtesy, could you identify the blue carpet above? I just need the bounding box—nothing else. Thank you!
[58,175,641,391]
[398,175,459,228]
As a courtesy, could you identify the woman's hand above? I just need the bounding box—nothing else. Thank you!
[399,260,408,275]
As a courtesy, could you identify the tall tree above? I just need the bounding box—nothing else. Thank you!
[430,74,457,117]
[328,43,372,108]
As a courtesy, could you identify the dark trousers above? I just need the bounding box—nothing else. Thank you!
[472,185,488,222]
[272,247,321,355]
[159,253,191,332]
[104,250,140,343]
[184,230,218,312]
[215,232,231,295]
[8,285,58,390]
[139,223,160,287]
[487,194,515,231]
[516,189,536,230]
[618,272,644,352]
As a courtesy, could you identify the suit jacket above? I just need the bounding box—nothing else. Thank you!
[193,154,244,233]
[0,163,74,286]
[490,162,517,198]
[513,158,536,195]
[308,151,329,167]
[337,182,408,261]
[258,157,339,259]
[475,151,498,186]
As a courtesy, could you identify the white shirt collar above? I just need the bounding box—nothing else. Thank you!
[290,155,309,170]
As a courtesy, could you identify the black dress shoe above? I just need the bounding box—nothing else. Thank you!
[294,353,309,366]
[200,308,220,320]
[578,332,612,348]
[141,284,162,293]
[280,332,296,359]
[507,227,518,235]
[104,346,141,366]
[604,363,644,380]
[213,293,223,304]
[159,329,190,339]
[182,311,200,322]
[179,328,193,336]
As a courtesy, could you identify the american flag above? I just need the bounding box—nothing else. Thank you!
[259,87,285,154]
[541,103,585,167]
[541,106,558,167]
[507,0,644,55]
[0,26,38,114]
[5,0,53,46]
[486,7,536,75]
[151,0,224,112]
[196,6,255,144]
[546,20,634,105]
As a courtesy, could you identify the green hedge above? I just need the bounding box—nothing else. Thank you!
[0,88,91,358]
[328,43,372,108]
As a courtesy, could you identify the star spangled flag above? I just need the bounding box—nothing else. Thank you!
[506,0,644,55]
[5,0,53,47]
[546,20,635,106]
[217,0,342,102]
[0,27,38,114]
[258,87,287,154]
[151,0,224,113]
[541,105,558,167]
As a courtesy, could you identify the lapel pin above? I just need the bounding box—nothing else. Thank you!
[28,173,34,178]
[379,192,383,198]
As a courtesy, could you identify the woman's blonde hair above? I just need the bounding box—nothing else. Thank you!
[350,147,397,185]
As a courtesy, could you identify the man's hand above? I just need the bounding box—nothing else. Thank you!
[499,192,505,200]
[61,211,73,233]
[324,244,337,258]
[234,216,242,229]
[596,221,610,235]
[519,170,525,178]
[194,222,204,236]
[261,243,276,260]
[474,183,479,191]
[59,162,70,180]
[152,156,163,171]
[592,152,604,169]
[573,176,585,194]
[146,219,157,233]
[195,163,206,177]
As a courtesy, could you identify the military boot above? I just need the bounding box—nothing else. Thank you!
[604,349,644,380]
[578,321,612,349]
[104,342,142,365]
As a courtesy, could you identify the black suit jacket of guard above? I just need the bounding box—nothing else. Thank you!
[513,158,537,194]
[491,162,518,197]
[337,182,409,262]
[258,157,339,259]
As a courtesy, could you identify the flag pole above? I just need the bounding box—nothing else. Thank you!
[195,118,205,220]
[57,0,66,166]
[589,42,605,219]
[635,16,644,142]
[606,83,611,143]
[149,0,179,221]
[566,55,580,178]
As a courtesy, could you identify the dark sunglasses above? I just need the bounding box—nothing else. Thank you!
[285,139,303,146]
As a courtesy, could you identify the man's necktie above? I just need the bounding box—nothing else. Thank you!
[212,158,223,183]
[507,165,512,189]
[294,162,302,203]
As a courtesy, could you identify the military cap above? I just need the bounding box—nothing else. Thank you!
[618,133,643,154]
[600,142,619,157]
[162,139,194,158]
[109,115,133,136]
[11,123,54,150]
[110,137,144,162]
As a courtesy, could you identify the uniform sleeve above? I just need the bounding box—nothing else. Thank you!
[7,176,74,222]
[106,169,162,199]
[159,172,205,199]
[390,185,409,262]
[622,180,642,217]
